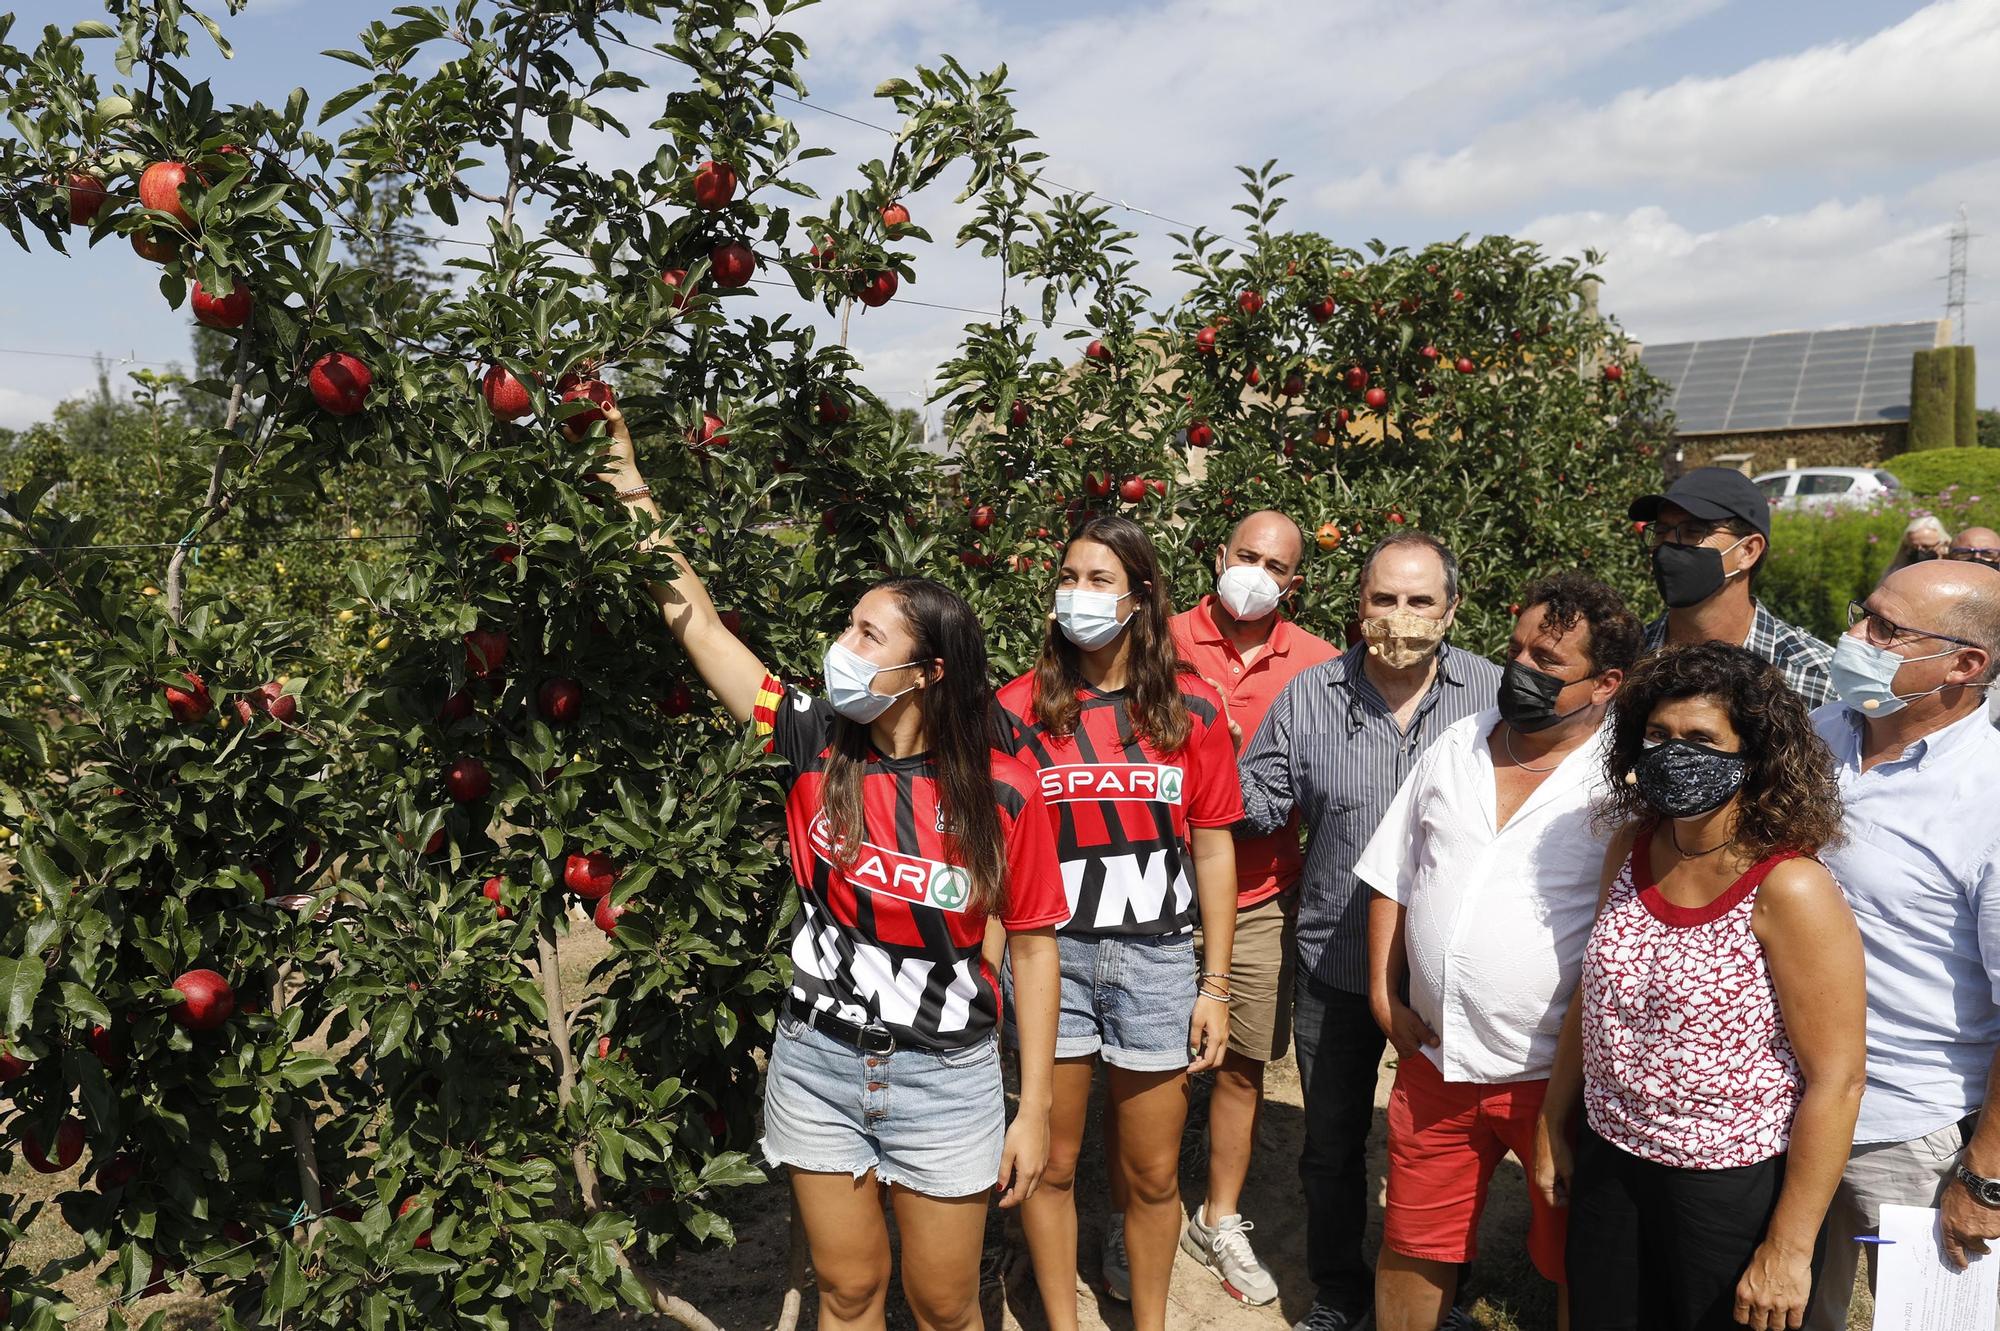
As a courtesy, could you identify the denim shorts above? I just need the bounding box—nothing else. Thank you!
[759,1013,1004,1198]
[1007,930,1196,1072]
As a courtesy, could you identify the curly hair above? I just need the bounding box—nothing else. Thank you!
[1596,642,1844,859]
[1516,571,1643,676]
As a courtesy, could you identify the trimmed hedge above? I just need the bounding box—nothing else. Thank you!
[1951,345,1978,454]
[1909,347,1958,450]
[1885,446,2000,496]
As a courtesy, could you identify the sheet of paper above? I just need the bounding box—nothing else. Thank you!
[1874,1203,2000,1331]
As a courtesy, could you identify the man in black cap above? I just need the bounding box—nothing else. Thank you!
[1630,466,1835,705]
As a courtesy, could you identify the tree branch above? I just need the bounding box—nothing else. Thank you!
[532,933,730,1331]
[269,960,326,1243]
[165,335,253,629]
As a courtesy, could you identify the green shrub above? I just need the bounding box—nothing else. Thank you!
[1762,486,2000,640]
[1909,348,1958,450]
[1885,447,2000,496]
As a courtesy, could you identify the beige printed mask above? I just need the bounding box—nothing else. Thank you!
[1361,608,1449,669]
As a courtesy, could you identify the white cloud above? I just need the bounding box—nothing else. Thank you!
[0,385,61,432]
[1330,0,2000,215]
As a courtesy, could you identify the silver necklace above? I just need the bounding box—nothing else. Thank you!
[1502,725,1562,773]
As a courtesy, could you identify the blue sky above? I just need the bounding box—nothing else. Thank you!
[1,0,1994,430]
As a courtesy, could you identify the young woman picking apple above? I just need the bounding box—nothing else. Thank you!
[593,406,1064,1331]
[993,515,1241,1331]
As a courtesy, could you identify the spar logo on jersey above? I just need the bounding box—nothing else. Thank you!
[1038,763,1184,805]
[807,813,974,912]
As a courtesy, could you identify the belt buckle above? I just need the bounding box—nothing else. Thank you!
[858,1026,896,1056]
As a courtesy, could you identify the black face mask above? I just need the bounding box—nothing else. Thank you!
[1651,541,1741,609]
[1498,660,1592,733]
[1632,739,1750,819]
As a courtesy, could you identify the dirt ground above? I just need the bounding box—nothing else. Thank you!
[4,920,1871,1330]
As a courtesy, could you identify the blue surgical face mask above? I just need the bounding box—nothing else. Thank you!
[822,640,923,723]
[1829,633,1963,718]
[1053,588,1136,651]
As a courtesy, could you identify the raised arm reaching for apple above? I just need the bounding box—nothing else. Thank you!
[585,404,766,724]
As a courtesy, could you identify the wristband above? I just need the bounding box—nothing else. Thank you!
[616,485,652,500]
[1197,987,1233,1004]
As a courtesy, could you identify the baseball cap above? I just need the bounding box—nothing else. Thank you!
[1628,467,1770,538]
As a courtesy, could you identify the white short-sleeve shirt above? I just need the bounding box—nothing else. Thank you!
[1356,709,1614,1084]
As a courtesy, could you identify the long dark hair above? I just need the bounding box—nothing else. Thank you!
[1596,642,1844,859]
[1032,516,1192,752]
[820,577,1008,915]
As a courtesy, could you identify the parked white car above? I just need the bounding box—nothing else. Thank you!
[1752,466,1903,510]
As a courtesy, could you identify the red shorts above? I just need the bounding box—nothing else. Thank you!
[1383,1051,1566,1283]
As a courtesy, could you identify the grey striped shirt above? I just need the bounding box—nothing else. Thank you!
[1238,643,1502,995]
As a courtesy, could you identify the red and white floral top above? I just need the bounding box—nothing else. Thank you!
[1581,827,1803,1170]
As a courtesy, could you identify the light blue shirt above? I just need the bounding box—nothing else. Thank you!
[1815,703,2000,1145]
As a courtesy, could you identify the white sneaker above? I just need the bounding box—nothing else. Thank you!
[1181,1206,1279,1306]
[1101,1213,1131,1302]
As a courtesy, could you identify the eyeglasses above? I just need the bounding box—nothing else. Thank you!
[1641,518,1723,549]
[1948,547,2000,566]
[1845,600,1984,651]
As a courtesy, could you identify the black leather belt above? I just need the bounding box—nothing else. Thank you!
[787,999,897,1055]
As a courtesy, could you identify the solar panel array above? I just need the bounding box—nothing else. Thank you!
[1638,321,1943,435]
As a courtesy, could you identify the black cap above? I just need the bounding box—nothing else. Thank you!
[1628,467,1770,537]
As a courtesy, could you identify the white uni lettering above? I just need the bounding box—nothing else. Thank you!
[1039,764,1180,804]
[1076,850,1189,929]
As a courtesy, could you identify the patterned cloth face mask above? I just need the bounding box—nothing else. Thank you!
[1632,738,1751,820]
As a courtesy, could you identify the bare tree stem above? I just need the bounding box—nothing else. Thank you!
[270,961,327,1243]
[165,336,253,630]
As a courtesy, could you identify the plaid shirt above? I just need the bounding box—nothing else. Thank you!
[1643,601,1836,708]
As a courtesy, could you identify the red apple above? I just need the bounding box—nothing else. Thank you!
[816,393,852,424]
[67,171,108,226]
[710,241,757,288]
[233,680,296,726]
[138,160,197,227]
[593,894,630,935]
[1419,344,1440,363]
[704,1109,728,1138]
[1454,356,1476,375]
[398,1195,432,1248]
[463,629,509,679]
[131,228,178,263]
[564,851,619,900]
[691,413,730,450]
[659,682,694,717]
[558,375,614,428]
[537,677,582,726]
[1119,476,1147,503]
[1238,289,1264,315]
[308,353,372,416]
[1146,478,1166,497]
[595,1035,613,1058]
[880,200,911,229]
[163,671,211,723]
[1344,365,1369,392]
[482,876,511,920]
[481,364,534,420]
[438,689,474,724]
[1194,326,1218,355]
[660,267,697,312]
[1187,421,1215,449]
[424,827,446,856]
[1243,367,1261,387]
[98,1153,140,1189]
[857,270,898,307]
[444,755,490,803]
[191,280,252,329]
[1281,373,1305,397]
[21,1118,85,1173]
[720,610,742,634]
[691,159,737,210]
[1085,339,1112,363]
[1308,296,1336,322]
[1389,511,1407,525]
[169,969,235,1032]
[970,505,995,530]
[0,1045,27,1080]
[250,863,274,897]
[1008,400,1030,428]
[1085,472,1113,498]
[1335,407,1353,426]
[1365,387,1389,410]
[1061,434,1078,449]
[1603,363,1625,381]
[491,542,519,563]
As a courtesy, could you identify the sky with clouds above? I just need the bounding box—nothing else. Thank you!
[0,0,1994,433]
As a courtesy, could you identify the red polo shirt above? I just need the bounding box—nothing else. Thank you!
[1170,596,1341,907]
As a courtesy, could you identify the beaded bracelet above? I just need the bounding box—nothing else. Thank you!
[616,485,653,500]
[1197,986,1233,1003]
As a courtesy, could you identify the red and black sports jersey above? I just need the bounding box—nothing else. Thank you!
[753,674,1066,1051]
[994,672,1244,937]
